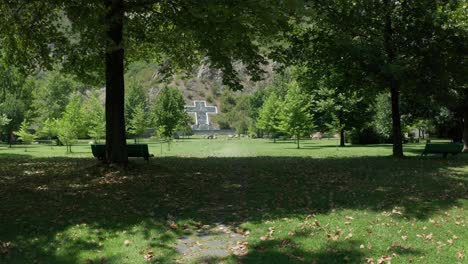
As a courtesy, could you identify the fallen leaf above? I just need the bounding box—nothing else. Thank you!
[144,250,154,261]
[0,241,12,255]
[458,250,465,260]
[401,236,408,241]
[124,240,131,246]
[377,254,392,264]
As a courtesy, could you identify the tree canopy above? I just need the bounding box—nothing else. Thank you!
[0,0,300,163]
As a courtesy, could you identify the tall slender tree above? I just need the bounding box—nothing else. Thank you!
[257,92,282,142]
[279,82,313,149]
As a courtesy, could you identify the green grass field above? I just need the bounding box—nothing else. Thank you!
[0,137,439,158]
[0,139,466,263]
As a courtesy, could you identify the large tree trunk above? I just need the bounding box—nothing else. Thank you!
[340,128,345,147]
[105,0,128,164]
[383,0,404,158]
[297,133,300,149]
[390,81,404,157]
[463,90,468,152]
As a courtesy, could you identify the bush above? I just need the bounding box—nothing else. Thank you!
[206,94,214,103]
[346,127,390,145]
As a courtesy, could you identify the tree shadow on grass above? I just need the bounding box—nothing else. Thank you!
[194,238,421,264]
[0,156,466,263]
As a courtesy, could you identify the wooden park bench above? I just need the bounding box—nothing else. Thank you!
[91,144,154,161]
[421,143,463,158]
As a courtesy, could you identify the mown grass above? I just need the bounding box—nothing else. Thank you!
[0,139,466,263]
[0,137,436,158]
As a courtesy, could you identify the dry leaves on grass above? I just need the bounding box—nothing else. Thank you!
[0,241,12,255]
[230,241,249,256]
[144,249,154,261]
[416,233,433,241]
[458,250,465,260]
[377,254,392,264]
[260,227,275,241]
[382,207,404,217]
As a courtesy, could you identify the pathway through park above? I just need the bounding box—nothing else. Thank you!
[175,223,248,263]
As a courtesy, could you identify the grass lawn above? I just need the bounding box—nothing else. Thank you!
[0,139,466,263]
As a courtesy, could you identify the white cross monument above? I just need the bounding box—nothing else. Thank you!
[184,101,218,130]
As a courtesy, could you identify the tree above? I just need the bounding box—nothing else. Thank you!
[0,63,31,146]
[0,114,10,128]
[125,78,148,135]
[282,0,465,157]
[84,92,106,143]
[152,87,186,141]
[0,1,299,164]
[373,93,393,140]
[257,92,282,142]
[14,120,35,151]
[31,72,80,124]
[38,118,59,145]
[300,70,374,147]
[0,94,26,146]
[279,82,313,149]
[57,119,78,153]
[57,94,86,153]
[128,103,149,143]
[175,112,194,138]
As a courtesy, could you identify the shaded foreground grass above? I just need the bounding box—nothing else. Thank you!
[0,153,466,264]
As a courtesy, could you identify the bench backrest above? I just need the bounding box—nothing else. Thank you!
[91,144,106,158]
[91,144,150,158]
[424,143,463,153]
[127,144,150,157]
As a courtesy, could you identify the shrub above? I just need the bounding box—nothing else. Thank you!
[346,127,390,145]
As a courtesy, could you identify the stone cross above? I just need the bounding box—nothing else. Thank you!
[184,101,218,130]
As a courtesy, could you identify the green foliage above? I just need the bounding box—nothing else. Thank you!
[57,94,86,152]
[279,82,313,148]
[302,70,374,136]
[38,118,59,142]
[0,114,11,129]
[220,90,237,113]
[57,119,78,153]
[216,94,259,135]
[125,78,148,130]
[83,92,105,143]
[373,93,393,139]
[32,72,80,124]
[0,1,299,88]
[14,120,36,148]
[257,92,282,139]
[0,93,26,142]
[128,104,149,143]
[175,113,194,138]
[152,87,186,140]
[0,64,31,142]
[282,0,467,155]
